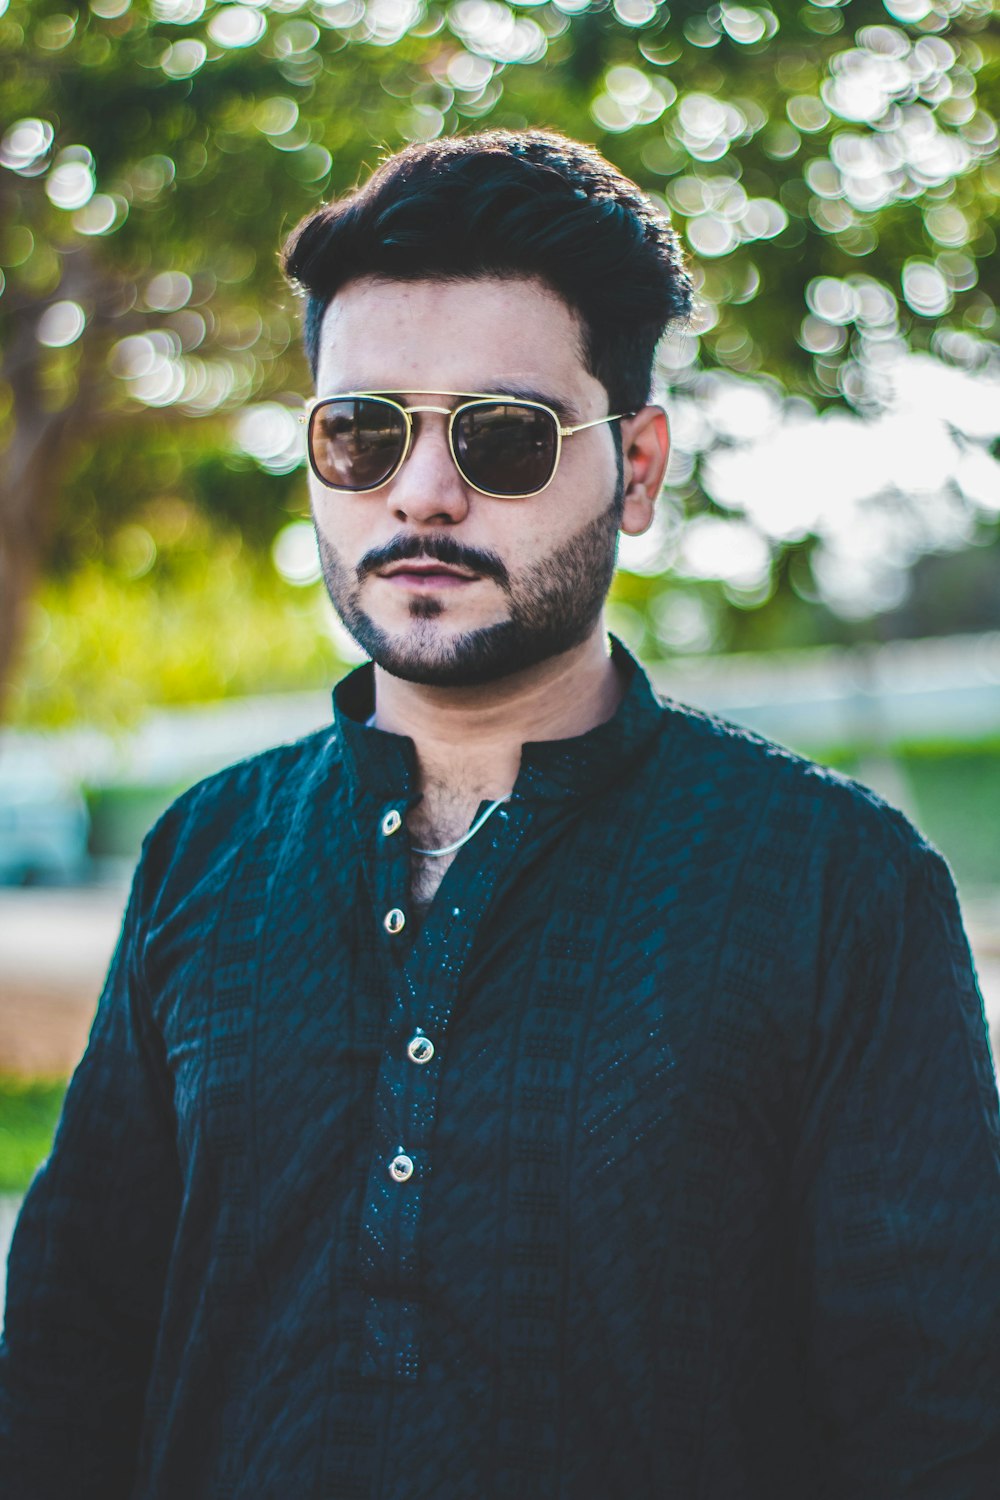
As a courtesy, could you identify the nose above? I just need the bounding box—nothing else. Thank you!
[386,411,471,527]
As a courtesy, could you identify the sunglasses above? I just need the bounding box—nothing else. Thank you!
[302,391,633,499]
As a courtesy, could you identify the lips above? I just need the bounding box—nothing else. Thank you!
[378,561,479,585]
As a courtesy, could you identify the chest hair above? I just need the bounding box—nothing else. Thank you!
[407,782,493,910]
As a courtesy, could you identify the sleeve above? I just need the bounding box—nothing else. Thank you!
[0,847,182,1500]
[792,839,1000,1498]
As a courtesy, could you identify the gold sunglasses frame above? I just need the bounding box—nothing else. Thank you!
[300,391,633,499]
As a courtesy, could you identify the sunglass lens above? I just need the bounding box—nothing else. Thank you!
[453,402,558,496]
[310,398,407,490]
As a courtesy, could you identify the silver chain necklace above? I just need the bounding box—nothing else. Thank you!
[412,797,510,858]
[364,711,510,858]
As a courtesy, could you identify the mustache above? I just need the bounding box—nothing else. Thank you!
[357,534,510,588]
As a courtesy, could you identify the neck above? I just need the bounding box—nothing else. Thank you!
[371,623,625,799]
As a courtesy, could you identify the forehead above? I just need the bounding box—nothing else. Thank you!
[314,275,600,410]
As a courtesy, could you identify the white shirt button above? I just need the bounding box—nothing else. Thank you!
[383,908,406,935]
[381,809,402,837]
[406,1034,435,1065]
[389,1153,414,1182]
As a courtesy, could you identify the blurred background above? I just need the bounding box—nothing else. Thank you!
[1,0,999,1292]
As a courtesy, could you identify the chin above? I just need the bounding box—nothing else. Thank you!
[343,608,598,689]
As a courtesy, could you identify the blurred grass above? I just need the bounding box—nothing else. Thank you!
[0,1077,67,1193]
[841,749,1000,892]
[85,782,190,860]
[899,751,1000,890]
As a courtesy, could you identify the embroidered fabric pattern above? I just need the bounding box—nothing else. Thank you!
[2,640,998,1500]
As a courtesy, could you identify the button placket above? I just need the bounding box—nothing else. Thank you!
[365,799,413,954]
[359,801,532,1382]
[377,804,412,941]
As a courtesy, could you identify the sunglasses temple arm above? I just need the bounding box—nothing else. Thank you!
[561,412,635,436]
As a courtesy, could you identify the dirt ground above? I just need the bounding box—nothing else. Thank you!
[0,887,129,1076]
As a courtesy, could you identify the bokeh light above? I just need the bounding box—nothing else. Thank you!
[36,301,86,348]
[272,522,322,586]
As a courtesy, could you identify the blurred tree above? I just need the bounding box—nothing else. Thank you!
[1,0,998,723]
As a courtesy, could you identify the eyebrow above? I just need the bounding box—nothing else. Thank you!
[486,383,583,424]
[327,385,584,425]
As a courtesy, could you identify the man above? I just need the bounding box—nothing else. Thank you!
[2,129,998,1499]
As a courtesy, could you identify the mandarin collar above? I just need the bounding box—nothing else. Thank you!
[332,636,667,808]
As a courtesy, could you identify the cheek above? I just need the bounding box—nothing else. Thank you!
[492,527,566,596]
[308,480,330,537]
[567,433,619,501]
[479,512,553,574]
[510,462,618,559]
[310,489,366,560]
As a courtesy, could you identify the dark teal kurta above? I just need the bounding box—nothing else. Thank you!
[2,641,999,1498]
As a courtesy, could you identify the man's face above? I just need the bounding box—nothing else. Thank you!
[309,274,643,688]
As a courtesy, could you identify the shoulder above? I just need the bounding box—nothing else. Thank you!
[650,691,933,879]
[133,724,345,912]
[646,697,966,1029]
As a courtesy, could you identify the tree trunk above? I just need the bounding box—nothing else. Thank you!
[0,229,119,724]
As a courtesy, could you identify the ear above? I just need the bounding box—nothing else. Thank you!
[619,405,669,537]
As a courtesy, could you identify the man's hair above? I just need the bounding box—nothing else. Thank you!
[281,129,691,414]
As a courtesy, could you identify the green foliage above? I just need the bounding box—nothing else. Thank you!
[8,508,341,726]
[899,748,1000,888]
[49,414,306,574]
[86,781,191,856]
[0,1075,67,1193]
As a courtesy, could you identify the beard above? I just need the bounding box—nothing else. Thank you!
[316,497,622,688]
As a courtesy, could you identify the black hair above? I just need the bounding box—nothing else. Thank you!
[281,129,691,414]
